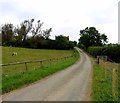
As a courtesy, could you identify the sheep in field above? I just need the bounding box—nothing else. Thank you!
[12,52,17,56]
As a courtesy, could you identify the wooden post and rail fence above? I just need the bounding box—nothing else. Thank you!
[1,53,76,76]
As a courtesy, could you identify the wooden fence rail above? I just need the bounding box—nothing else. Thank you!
[1,55,74,67]
[1,48,78,76]
[1,54,75,76]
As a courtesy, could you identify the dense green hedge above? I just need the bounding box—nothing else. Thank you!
[88,45,120,63]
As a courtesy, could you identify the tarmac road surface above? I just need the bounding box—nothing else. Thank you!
[2,47,92,101]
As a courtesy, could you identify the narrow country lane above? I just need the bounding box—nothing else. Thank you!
[2,47,92,101]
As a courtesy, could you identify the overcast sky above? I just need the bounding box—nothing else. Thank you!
[0,0,119,43]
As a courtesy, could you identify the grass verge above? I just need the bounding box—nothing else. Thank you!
[92,62,118,101]
[2,51,79,94]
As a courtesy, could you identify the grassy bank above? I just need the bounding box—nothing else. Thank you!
[2,49,79,94]
[92,61,118,101]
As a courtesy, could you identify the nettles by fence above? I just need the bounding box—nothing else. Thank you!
[2,53,77,76]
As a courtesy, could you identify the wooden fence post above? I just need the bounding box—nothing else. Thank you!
[49,59,51,66]
[104,62,107,79]
[112,65,116,97]
[25,62,27,71]
[2,54,74,75]
[97,57,99,64]
[40,61,43,67]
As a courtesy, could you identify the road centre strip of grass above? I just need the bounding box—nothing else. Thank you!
[2,51,79,94]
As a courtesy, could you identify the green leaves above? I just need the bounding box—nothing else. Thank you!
[88,45,120,63]
[79,27,108,49]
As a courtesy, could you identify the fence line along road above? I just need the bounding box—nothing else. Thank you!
[1,54,74,67]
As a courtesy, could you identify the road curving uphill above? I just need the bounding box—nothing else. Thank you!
[3,47,92,101]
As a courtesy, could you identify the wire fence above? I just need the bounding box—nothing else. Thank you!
[2,54,76,76]
[98,59,119,98]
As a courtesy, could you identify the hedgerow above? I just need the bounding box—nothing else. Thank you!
[88,45,120,63]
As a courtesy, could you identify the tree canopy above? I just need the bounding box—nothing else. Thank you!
[0,19,76,50]
[78,27,108,50]
[1,19,52,47]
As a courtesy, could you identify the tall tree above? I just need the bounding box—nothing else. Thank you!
[101,34,108,45]
[31,20,43,38]
[55,35,69,50]
[15,19,34,45]
[79,27,108,49]
[14,25,23,43]
[22,19,34,44]
[42,28,52,39]
[1,24,14,46]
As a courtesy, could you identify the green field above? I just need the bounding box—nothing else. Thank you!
[2,46,75,76]
[2,46,80,94]
[2,46,73,64]
[92,60,119,101]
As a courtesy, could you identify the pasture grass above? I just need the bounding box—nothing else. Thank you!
[2,46,74,76]
[2,46,73,64]
[92,61,119,101]
[2,47,79,94]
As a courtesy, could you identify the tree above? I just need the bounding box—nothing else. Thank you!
[14,25,23,46]
[14,19,34,46]
[22,19,34,44]
[79,27,108,49]
[31,20,43,38]
[55,35,69,50]
[1,24,14,46]
[101,34,108,45]
[42,28,52,39]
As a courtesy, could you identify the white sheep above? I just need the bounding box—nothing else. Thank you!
[12,52,17,56]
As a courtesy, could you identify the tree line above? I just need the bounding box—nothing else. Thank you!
[88,44,120,63]
[0,19,76,50]
[78,27,120,63]
[1,19,120,62]
[78,27,108,50]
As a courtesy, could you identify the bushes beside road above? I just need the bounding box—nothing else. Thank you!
[88,44,120,63]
